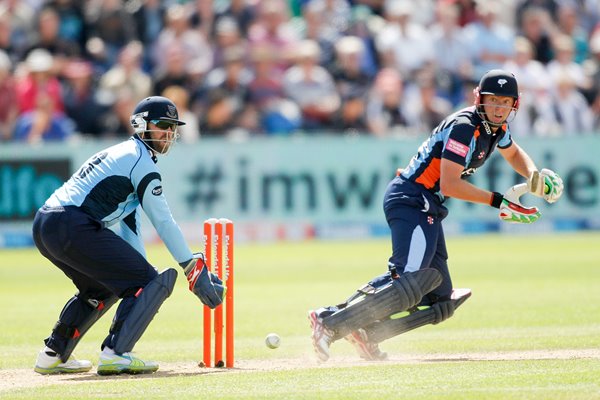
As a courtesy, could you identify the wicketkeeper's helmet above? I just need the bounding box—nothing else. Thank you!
[130,96,186,154]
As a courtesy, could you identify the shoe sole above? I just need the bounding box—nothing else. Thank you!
[34,366,92,375]
[97,365,159,376]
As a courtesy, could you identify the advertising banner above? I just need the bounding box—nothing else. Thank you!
[1,135,598,245]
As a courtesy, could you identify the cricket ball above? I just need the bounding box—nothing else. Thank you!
[265,333,280,349]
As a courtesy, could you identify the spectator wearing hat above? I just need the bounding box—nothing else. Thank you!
[12,52,76,144]
[15,48,64,115]
[332,36,372,99]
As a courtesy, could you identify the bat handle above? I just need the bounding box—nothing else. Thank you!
[504,182,529,204]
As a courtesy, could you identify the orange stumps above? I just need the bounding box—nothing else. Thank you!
[201,218,234,368]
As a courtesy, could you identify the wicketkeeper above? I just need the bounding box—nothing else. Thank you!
[309,69,564,362]
[33,96,223,375]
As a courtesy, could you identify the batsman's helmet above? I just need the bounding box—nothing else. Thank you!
[130,96,186,154]
[473,69,520,126]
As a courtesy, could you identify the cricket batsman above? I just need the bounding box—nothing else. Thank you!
[33,96,224,375]
[308,69,564,362]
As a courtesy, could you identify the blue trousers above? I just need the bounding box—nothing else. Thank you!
[32,206,157,354]
[383,177,453,304]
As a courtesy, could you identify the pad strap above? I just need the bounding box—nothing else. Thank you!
[53,322,80,339]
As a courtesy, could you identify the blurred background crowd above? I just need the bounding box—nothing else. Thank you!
[1,0,599,143]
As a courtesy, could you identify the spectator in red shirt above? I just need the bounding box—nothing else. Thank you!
[15,48,64,114]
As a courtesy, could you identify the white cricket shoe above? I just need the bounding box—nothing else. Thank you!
[97,347,159,375]
[34,346,92,374]
[308,310,334,362]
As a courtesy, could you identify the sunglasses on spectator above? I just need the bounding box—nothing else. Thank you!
[150,120,177,130]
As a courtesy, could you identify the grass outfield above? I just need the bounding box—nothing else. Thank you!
[1,232,599,399]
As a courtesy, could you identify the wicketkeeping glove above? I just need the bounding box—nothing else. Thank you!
[490,190,541,224]
[528,169,564,204]
[180,253,225,309]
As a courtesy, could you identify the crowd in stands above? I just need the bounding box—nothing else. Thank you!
[1,0,599,143]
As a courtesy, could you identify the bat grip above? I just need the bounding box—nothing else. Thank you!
[504,183,529,204]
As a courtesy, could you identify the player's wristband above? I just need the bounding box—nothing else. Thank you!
[490,192,504,209]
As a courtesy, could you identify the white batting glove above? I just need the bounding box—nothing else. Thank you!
[539,168,563,203]
[528,169,563,204]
